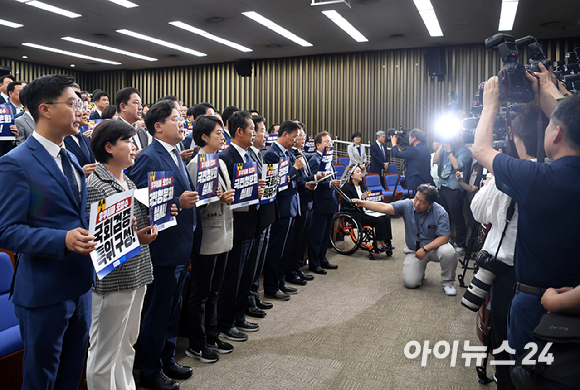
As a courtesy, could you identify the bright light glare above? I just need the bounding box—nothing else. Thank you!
[435,114,462,139]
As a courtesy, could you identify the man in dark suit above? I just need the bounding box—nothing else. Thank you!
[15,108,35,145]
[308,131,341,274]
[286,123,317,285]
[220,105,239,144]
[89,90,109,120]
[262,120,305,300]
[0,74,15,104]
[5,81,24,116]
[63,121,96,177]
[183,102,216,149]
[391,128,434,191]
[0,74,96,389]
[130,100,199,390]
[115,87,149,156]
[369,130,389,174]
[217,110,263,341]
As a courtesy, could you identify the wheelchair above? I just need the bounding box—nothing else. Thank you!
[330,212,393,260]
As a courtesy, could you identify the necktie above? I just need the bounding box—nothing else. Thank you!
[244,152,250,163]
[60,149,81,205]
[247,148,262,176]
[76,133,90,162]
[172,149,191,191]
[381,144,386,159]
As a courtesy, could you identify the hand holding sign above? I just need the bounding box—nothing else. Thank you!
[65,227,96,255]
[9,125,18,137]
[293,156,305,170]
[136,224,158,245]
[220,189,235,204]
[179,191,199,209]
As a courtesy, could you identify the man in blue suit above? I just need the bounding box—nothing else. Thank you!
[369,130,390,174]
[130,100,199,390]
[390,129,434,191]
[0,74,96,390]
[63,109,96,177]
[262,120,305,300]
[308,131,341,275]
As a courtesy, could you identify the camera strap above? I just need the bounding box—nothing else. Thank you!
[535,77,546,163]
[501,69,520,159]
[493,198,516,261]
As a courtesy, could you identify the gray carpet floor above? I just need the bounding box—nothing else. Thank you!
[138,217,494,390]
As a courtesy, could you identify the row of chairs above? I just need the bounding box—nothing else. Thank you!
[335,156,400,175]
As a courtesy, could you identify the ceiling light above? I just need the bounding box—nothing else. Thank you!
[70,64,75,67]
[0,18,23,28]
[62,36,157,61]
[22,55,28,58]
[116,29,207,57]
[242,11,312,47]
[106,0,138,8]
[321,10,367,42]
[498,0,519,31]
[16,0,81,18]
[412,0,443,37]
[22,43,122,65]
[169,21,253,53]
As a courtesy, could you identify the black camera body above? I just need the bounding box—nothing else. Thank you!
[485,33,535,103]
[516,35,552,73]
[387,127,410,148]
[461,250,511,312]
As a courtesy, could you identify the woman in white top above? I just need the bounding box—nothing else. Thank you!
[347,132,367,173]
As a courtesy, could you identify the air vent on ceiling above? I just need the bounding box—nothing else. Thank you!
[93,33,108,38]
[354,0,380,4]
[166,54,180,58]
[389,34,405,39]
[266,44,281,48]
[206,17,225,23]
[540,21,561,28]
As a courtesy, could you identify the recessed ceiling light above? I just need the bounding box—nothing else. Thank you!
[62,36,158,61]
[321,10,368,42]
[169,21,252,53]
[498,0,519,31]
[22,43,122,65]
[106,0,138,8]
[116,29,207,57]
[22,55,28,58]
[412,0,443,37]
[0,18,23,28]
[70,64,75,67]
[242,11,312,47]
[16,0,81,18]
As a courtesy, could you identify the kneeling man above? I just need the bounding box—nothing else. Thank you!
[354,184,457,295]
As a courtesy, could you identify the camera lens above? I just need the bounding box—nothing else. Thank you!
[461,268,496,312]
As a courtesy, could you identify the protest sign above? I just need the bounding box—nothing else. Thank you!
[81,118,114,136]
[366,191,383,203]
[265,134,278,149]
[278,156,289,192]
[261,163,278,204]
[317,146,334,174]
[89,190,141,280]
[195,153,219,206]
[148,171,177,231]
[230,162,259,209]
[0,104,15,141]
[303,136,316,154]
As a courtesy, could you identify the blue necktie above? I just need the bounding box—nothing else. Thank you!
[172,149,191,191]
[76,133,91,162]
[60,149,81,205]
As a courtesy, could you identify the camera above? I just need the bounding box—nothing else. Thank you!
[552,48,580,92]
[387,127,410,148]
[461,250,511,312]
[485,33,535,103]
[516,35,552,73]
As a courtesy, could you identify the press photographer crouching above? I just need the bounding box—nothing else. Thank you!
[463,104,543,390]
[354,184,458,295]
[472,65,580,362]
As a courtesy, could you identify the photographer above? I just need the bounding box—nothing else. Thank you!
[468,105,540,390]
[390,128,434,191]
[354,184,458,296]
[433,132,472,255]
[472,65,580,360]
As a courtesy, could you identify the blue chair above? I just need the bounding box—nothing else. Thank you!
[363,174,388,198]
[334,164,346,180]
[388,163,398,174]
[337,157,350,166]
[0,252,24,388]
[384,174,412,199]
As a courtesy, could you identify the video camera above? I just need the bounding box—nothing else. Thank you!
[553,48,580,92]
[387,126,411,149]
[484,33,535,103]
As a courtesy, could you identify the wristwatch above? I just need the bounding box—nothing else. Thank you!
[422,246,428,252]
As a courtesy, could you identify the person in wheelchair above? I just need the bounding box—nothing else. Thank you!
[341,165,394,252]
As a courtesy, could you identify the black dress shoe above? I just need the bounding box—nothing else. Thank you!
[246,306,267,318]
[297,269,314,281]
[163,363,193,380]
[140,373,179,390]
[309,266,327,275]
[286,274,307,285]
[321,262,338,270]
[235,319,260,332]
[264,290,291,300]
[279,284,298,294]
[256,299,273,310]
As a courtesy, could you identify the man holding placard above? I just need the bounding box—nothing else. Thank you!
[130,100,199,390]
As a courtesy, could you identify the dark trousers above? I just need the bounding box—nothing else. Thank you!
[437,186,467,247]
[234,234,261,324]
[263,216,293,294]
[360,214,392,242]
[139,264,188,379]
[217,236,253,330]
[187,252,228,351]
[15,289,91,390]
[507,287,547,360]
[308,212,334,268]
[249,226,271,306]
[288,207,312,275]
[490,266,516,390]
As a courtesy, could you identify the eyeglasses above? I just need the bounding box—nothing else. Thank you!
[45,99,83,111]
[170,116,185,123]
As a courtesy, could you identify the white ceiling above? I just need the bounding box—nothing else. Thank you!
[1,0,579,72]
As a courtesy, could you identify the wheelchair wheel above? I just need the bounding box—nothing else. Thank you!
[330,213,362,255]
